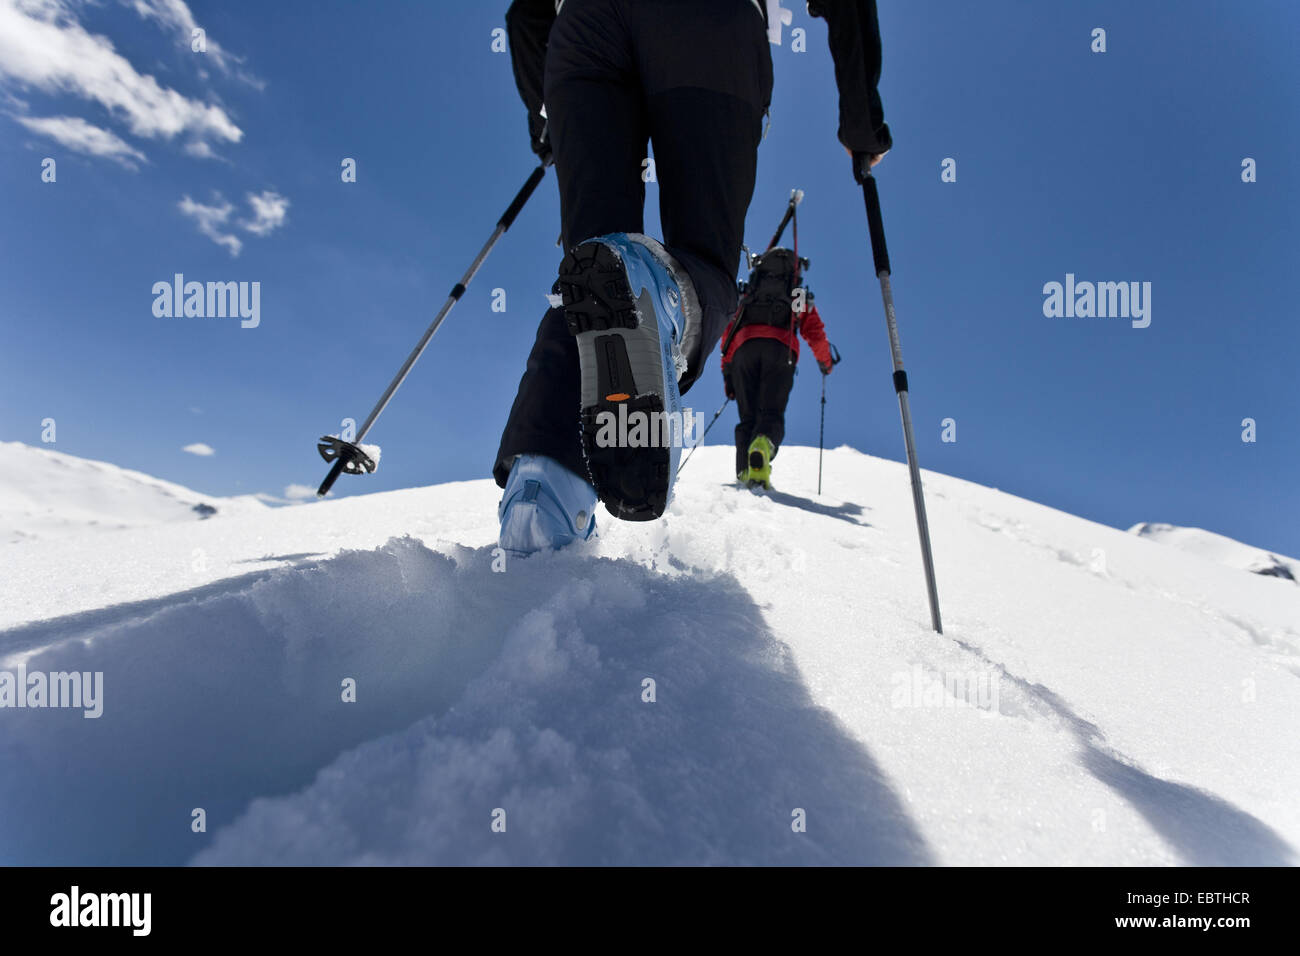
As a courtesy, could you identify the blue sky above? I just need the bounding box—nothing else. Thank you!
[1,0,1297,556]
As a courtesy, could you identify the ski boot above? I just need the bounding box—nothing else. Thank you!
[557,233,700,522]
[746,434,774,491]
[498,454,597,557]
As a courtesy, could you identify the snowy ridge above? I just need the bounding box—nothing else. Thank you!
[0,441,266,543]
[2,446,1298,865]
[1129,522,1297,583]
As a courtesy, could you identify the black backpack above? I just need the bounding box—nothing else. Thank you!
[740,248,800,328]
[721,248,808,356]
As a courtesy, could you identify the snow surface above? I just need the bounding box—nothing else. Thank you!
[1130,522,1298,583]
[2,443,1298,866]
[0,441,266,544]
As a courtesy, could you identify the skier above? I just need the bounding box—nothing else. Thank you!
[494,0,891,554]
[720,249,835,489]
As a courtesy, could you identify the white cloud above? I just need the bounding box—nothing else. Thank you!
[178,190,290,254]
[0,0,242,152]
[178,193,241,256]
[14,113,146,166]
[251,485,317,506]
[123,0,262,88]
[182,442,215,456]
[182,138,217,159]
[241,189,288,236]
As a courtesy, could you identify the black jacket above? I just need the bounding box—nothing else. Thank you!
[505,0,891,159]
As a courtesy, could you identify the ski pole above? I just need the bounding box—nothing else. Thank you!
[817,344,841,496]
[860,167,943,634]
[675,398,731,478]
[818,374,827,495]
[315,162,550,497]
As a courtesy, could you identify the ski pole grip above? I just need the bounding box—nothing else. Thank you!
[317,458,346,497]
[862,173,891,278]
[498,164,546,231]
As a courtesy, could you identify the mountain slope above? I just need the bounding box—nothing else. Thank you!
[0,440,266,544]
[1,446,1297,865]
[1130,521,1298,583]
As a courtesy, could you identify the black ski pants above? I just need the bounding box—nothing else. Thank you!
[494,0,773,487]
[731,337,795,476]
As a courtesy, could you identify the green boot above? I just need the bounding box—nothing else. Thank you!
[746,434,774,490]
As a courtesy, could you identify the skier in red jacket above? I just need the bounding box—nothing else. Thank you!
[720,247,835,489]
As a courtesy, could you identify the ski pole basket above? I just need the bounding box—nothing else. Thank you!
[317,436,377,476]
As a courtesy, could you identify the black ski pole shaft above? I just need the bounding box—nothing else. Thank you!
[318,457,347,499]
[861,169,943,633]
[818,343,840,496]
[316,163,548,497]
[676,398,730,478]
[818,374,826,495]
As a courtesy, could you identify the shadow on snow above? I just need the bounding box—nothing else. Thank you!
[0,537,928,866]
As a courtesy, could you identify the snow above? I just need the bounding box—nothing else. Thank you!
[0,441,266,544]
[1130,521,1297,583]
[1,442,1297,865]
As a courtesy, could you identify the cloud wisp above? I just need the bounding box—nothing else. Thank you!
[124,0,263,89]
[0,0,244,161]
[178,190,290,256]
[14,113,146,167]
[178,194,241,256]
[241,190,289,237]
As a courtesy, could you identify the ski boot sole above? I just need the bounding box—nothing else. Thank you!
[559,241,673,522]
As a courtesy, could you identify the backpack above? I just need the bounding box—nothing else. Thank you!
[721,248,809,359]
[739,248,801,329]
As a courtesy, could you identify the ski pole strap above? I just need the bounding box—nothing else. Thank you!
[861,173,891,278]
[499,164,547,231]
[829,343,842,365]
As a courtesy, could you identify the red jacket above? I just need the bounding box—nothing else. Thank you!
[720,298,833,370]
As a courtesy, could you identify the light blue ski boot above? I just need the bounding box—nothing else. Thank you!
[498,454,598,557]
[556,233,700,522]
